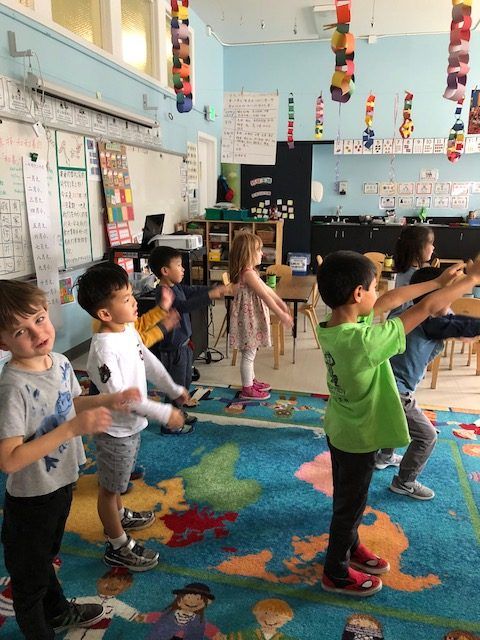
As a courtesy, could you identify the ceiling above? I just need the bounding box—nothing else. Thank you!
[193,0,480,46]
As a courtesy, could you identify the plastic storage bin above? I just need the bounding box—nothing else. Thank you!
[223,209,250,221]
[287,252,311,275]
[205,208,223,220]
[256,226,275,243]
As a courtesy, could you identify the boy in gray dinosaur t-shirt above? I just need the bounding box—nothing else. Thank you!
[0,280,140,640]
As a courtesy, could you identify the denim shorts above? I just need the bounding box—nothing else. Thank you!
[95,432,141,494]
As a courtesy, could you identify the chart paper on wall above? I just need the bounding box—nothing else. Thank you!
[221,92,279,165]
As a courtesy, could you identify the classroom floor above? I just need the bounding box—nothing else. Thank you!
[72,302,479,410]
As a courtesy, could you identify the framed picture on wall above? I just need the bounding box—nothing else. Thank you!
[451,182,470,196]
[398,196,415,208]
[415,196,432,208]
[379,196,396,209]
[379,182,397,195]
[434,182,451,195]
[471,182,480,194]
[398,182,415,195]
[451,196,469,209]
[416,182,433,195]
[433,196,450,208]
[363,182,378,194]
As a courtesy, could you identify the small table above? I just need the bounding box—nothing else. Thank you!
[225,274,316,364]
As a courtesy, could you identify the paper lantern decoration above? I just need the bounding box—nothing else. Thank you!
[287,93,295,149]
[399,91,414,138]
[315,95,324,139]
[447,99,465,163]
[362,94,375,149]
[444,0,471,103]
[171,0,192,113]
[330,0,355,103]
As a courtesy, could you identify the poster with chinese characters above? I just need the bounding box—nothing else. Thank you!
[58,168,92,267]
[221,92,279,165]
[22,158,61,308]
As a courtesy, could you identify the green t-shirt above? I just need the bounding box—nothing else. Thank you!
[317,312,410,453]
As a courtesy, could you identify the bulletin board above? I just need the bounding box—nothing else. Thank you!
[0,119,187,280]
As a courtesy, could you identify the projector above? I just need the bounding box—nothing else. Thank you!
[148,234,203,250]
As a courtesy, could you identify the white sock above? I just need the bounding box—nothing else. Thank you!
[109,532,128,549]
[118,507,125,519]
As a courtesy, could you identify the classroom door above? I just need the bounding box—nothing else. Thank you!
[197,133,217,214]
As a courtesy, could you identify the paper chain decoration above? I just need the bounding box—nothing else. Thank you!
[447,99,465,162]
[444,0,471,102]
[362,94,375,148]
[399,91,414,138]
[287,93,295,149]
[330,0,355,103]
[171,0,192,113]
[315,95,324,139]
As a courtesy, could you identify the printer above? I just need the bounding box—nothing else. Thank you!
[148,234,203,250]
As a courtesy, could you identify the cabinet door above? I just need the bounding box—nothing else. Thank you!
[311,225,337,264]
[461,229,480,260]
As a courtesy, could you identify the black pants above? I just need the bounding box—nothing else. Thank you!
[1,484,72,639]
[155,343,193,404]
[324,439,376,579]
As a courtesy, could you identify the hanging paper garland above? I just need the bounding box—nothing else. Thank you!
[330,0,355,103]
[315,94,324,139]
[399,91,414,138]
[444,0,471,103]
[287,93,295,149]
[362,94,375,149]
[447,99,465,163]
[171,0,192,113]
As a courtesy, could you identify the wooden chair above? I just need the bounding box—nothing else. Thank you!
[213,272,231,348]
[298,256,322,349]
[430,297,480,389]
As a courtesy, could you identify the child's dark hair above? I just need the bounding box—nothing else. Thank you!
[317,251,377,309]
[394,225,434,273]
[0,280,47,333]
[410,267,442,304]
[149,246,182,277]
[76,262,129,318]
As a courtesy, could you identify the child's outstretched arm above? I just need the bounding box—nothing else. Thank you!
[74,387,141,414]
[398,262,480,335]
[374,262,464,318]
[0,407,112,474]
[243,270,293,327]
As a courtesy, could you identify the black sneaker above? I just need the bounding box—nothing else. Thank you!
[121,507,155,531]
[50,600,105,632]
[104,536,159,572]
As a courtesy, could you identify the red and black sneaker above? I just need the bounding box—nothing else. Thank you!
[321,567,382,597]
[350,543,390,575]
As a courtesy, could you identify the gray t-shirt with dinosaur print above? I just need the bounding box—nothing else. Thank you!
[0,353,86,497]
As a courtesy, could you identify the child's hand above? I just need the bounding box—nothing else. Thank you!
[109,387,141,411]
[159,286,174,311]
[167,407,185,430]
[279,299,289,313]
[161,309,180,332]
[74,407,112,435]
[436,262,465,288]
[279,310,293,328]
[209,285,227,299]
[175,388,191,405]
[465,257,480,283]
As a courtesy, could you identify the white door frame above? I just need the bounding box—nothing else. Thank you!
[197,131,218,212]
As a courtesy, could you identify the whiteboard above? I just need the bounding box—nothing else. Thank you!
[126,145,187,239]
[0,117,188,280]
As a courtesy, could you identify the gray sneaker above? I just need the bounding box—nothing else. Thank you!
[121,507,155,531]
[50,600,105,632]
[104,536,159,572]
[375,453,403,470]
[390,476,435,500]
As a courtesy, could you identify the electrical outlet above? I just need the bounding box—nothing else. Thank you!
[96,91,102,100]
[32,121,45,137]
[338,181,348,195]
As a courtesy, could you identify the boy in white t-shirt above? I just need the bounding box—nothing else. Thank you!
[77,263,188,572]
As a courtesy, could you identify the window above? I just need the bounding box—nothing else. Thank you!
[121,0,154,76]
[51,0,103,48]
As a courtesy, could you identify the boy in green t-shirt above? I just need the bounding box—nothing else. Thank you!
[316,251,480,597]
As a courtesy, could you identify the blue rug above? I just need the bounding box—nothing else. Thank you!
[1,382,479,639]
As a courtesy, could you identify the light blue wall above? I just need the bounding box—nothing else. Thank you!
[224,34,480,219]
[0,4,224,153]
[224,35,480,140]
[0,3,224,354]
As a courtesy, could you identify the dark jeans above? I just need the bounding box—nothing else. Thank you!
[1,484,72,639]
[324,439,376,579]
[155,343,193,405]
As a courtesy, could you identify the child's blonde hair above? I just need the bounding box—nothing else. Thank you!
[0,280,47,333]
[252,598,293,620]
[229,231,263,284]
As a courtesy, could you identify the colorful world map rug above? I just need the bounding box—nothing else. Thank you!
[0,380,479,639]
